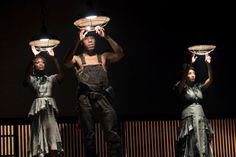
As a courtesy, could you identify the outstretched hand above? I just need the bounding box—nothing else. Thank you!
[47,48,55,57]
[31,46,41,56]
[205,54,211,63]
[95,26,106,38]
[191,54,198,63]
[79,29,88,40]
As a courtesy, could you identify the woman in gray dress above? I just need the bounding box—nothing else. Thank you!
[175,53,214,157]
[24,47,64,157]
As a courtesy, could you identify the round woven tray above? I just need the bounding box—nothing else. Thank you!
[188,45,216,55]
[29,39,60,51]
[74,16,110,31]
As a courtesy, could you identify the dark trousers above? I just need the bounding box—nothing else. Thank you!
[78,92,121,157]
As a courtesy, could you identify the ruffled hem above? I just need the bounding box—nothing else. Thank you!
[177,116,214,157]
[28,142,64,157]
[28,97,59,116]
[177,116,213,140]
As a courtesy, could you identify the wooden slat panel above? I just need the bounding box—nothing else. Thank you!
[0,118,236,157]
[123,119,236,157]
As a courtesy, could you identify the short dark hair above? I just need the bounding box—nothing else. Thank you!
[183,63,194,70]
[85,31,96,37]
[33,55,46,64]
[182,63,195,76]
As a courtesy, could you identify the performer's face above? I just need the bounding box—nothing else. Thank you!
[34,57,45,71]
[83,35,95,51]
[187,69,196,82]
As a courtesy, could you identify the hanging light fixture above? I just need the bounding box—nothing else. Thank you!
[29,0,60,52]
[73,0,110,32]
[29,33,60,52]
[188,45,216,55]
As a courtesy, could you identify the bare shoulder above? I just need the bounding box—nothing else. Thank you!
[102,50,124,63]
[102,52,109,57]
[100,53,108,64]
[102,52,115,63]
[73,55,82,65]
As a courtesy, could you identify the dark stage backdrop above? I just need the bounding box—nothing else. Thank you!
[0,0,235,118]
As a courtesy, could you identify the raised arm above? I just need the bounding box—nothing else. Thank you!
[23,46,40,86]
[177,54,197,93]
[177,66,188,94]
[95,26,124,63]
[202,54,213,89]
[47,48,64,82]
[63,29,87,67]
[23,59,34,87]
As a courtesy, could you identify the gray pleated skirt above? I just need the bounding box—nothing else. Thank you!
[28,97,63,157]
[177,104,214,157]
